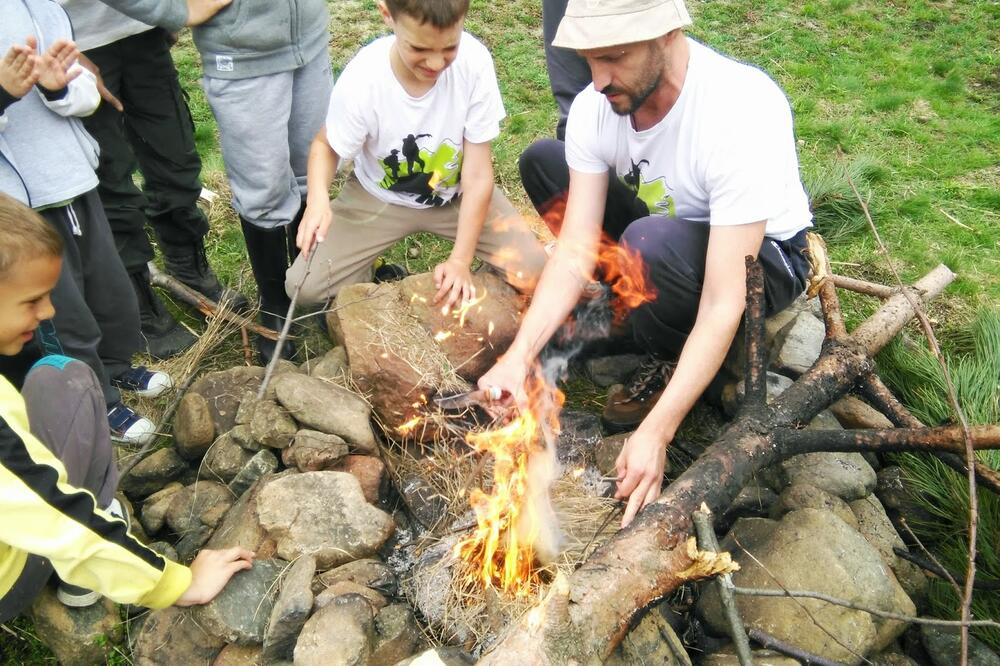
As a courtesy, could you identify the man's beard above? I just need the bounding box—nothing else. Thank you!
[601,48,664,116]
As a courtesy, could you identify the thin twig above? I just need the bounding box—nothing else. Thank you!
[893,546,1000,592]
[732,586,1000,630]
[693,507,753,665]
[895,516,963,598]
[831,274,895,299]
[843,153,979,664]
[257,249,317,399]
[747,628,847,666]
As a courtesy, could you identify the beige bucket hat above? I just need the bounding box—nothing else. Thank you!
[552,0,692,50]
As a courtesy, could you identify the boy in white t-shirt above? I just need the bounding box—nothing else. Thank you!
[287,0,546,309]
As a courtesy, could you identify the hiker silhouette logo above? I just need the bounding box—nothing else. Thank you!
[379,134,462,206]
[619,158,675,217]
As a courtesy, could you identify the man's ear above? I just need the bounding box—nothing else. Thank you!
[377,1,394,28]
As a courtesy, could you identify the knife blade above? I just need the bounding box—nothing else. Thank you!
[433,386,507,410]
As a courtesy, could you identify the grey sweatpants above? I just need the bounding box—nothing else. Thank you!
[0,357,118,622]
[203,52,333,229]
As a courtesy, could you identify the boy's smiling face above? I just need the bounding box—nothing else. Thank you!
[381,4,465,88]
[0,256,61,356]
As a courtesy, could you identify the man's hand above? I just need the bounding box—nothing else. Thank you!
[186,0,233,26]
[174,547,254,606]
[33,38,81,92]
[477,352,531,412]
[433,258,475,312]
[76,53,122,112]
[0,44,38,98]
[614,426,668,528]
[296,199,332,258]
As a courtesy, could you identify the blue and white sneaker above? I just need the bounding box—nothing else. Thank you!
[107,402,156,445]
[111,366,173,399]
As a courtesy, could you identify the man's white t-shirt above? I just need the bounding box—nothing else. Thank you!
[325,33,505,209]
[566,38,812,240]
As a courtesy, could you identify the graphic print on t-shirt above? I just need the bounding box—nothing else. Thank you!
[378,134,462,207]
[618,158,676,217]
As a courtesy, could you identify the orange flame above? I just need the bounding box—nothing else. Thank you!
[453,370,563,596]
[595,237,657,323]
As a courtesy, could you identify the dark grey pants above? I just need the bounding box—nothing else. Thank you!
[520,138,811,358]
[0,358,118,623]
[82,28,209,273]
[543,0,591,139]
[40,190,143,405]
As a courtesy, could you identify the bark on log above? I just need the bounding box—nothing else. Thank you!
[480,261,962,664]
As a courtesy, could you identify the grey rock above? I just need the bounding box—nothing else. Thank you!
[396,648,475,666]
[201,431,256,483]
[831,395,894,429]
[229,449,279,498]
[921,625,1000,666]
[191,558,284,644]
[703,649,799,665]
[174,392,216,460]
[775,310,825,375]
[234,394,258,426]
[770,483,859,529]
[370,604,421,665]
[132,606,225,666]
[869,651,919,666]
[293,594,375,666]
[188,366,266,435]
[263,555,316,663]
[781,451,877,501]
[229,423,260,451]
[606,604,690,665]
[595,432,629,476]
[139,481,185,534]
[174,524,215,563]
[249,399,298,450]
[120,447,188,498]
[722,484,779,525]
[309,346,350,384]
[876,466,937,525]
[146,541,178,561]
[30,588,121,666]
[205,473,284,554]
[273,373,376,452]
[315,580,387,611]
[165,480,233,535]
[850,495,928,602]
[555,409,603,466]
[213,643,264,665]
[401,536,470,644]
[585,353,644,387]
[698,509,915,664]
[315,558,398,597]
[722,371,795,416]
[282,429,350,471]
[399,474,448,530]
[256,471,395,569]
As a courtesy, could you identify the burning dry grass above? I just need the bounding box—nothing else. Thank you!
[383,426,620,652]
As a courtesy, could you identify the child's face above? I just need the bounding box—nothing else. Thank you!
[0,255,60,356]
[382,7,464,84]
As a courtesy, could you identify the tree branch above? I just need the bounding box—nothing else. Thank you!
[773,425,1000,456]
[742,257,767,414]
[747,628,847,666]
[831,274,895,299]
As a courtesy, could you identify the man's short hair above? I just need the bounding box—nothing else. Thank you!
[385,0,469,28]
[0,194,63,279]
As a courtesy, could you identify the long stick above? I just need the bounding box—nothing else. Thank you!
[257,249,316,399]
[748,629,847,666]
[149,263,281,341]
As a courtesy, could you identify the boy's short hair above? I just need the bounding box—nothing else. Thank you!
[0,193,63,278]
[385,0,469,27]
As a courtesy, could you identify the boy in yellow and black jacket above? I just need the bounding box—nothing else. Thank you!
[0,191,253,621]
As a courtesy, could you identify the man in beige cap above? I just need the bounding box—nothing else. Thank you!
[481,0,814,527]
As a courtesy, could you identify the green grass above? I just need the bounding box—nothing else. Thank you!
[878,308,1000,650]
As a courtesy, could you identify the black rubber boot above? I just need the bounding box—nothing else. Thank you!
[159,240,250,312]
[129,267,197,360]
[241,218,298,365]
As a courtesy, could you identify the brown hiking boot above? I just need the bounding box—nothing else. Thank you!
[601,357,677,434]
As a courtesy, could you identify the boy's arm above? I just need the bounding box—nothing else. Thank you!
[95,0,231,30]
[433,139,494,308]
[296,128,342,258]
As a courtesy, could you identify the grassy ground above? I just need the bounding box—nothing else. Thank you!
[2,0,997,662]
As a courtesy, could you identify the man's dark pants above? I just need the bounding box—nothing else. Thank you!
[81,28,209,274]
[0,358,118,622]
[520,139,811,359]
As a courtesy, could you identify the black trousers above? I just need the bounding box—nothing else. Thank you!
[82,28,208,273]
[520,139,811,358]
[0,359,118,622]
[542,0,591,140]
[40,191,142,405]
